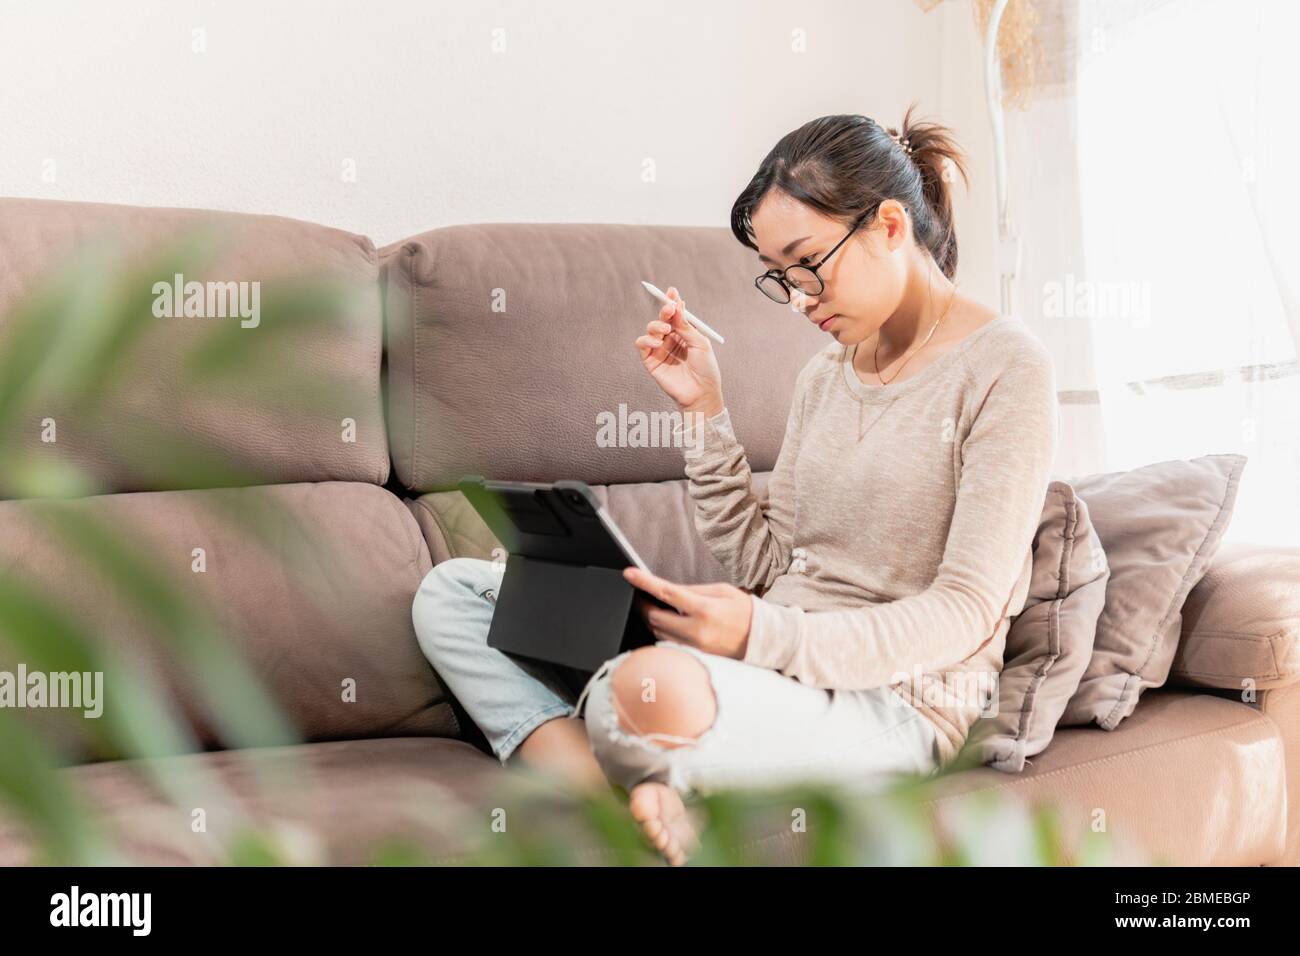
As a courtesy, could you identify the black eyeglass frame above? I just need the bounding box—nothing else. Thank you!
[753,207,876,304]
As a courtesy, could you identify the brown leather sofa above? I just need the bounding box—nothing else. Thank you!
[0,197,1296,866]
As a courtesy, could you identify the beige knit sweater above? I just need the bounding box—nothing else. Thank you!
[676,314,1059,767]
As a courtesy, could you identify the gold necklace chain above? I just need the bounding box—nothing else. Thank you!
[872,286,958,385]
[856,395,897,443]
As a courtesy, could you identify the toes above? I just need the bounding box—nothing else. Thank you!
[629,788,658,824]
[629,782,696,865]
[653,826,680,863]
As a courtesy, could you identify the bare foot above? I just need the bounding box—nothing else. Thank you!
[629,781,699,866]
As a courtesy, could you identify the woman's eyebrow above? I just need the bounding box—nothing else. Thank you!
[758,235,813,265]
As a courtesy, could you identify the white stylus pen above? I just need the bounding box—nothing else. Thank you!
[640,281,726,345]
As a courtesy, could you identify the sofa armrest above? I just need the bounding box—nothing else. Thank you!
[1170,542,1300,691]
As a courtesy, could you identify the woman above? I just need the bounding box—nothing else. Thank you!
[412,107,1059,866]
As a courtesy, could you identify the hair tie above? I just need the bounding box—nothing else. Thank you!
[889,130,914,156]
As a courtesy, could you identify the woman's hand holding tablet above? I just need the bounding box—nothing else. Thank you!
[622,566,754,661]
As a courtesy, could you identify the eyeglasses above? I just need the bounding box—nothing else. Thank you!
[754,208,874,305]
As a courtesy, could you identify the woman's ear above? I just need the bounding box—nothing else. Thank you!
[876,199,910,249]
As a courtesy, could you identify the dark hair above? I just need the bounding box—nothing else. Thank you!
[730,104,970,279]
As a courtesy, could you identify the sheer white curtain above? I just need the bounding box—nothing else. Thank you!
[1005,0,1299,546]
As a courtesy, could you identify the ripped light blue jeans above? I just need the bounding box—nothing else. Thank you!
[412,557,942,799]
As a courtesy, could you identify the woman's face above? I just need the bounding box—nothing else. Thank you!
[750,189,911,344]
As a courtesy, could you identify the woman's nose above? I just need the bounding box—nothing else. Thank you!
[791,291,817,314]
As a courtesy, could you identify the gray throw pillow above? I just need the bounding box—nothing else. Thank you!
[1058,453,1247,730]
[969,479,1109,772]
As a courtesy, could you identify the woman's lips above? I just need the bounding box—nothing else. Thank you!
[818,314,839,331]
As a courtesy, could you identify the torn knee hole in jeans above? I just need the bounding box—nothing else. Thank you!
[602,647,723,756]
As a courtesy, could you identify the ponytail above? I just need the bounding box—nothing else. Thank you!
[884,103,970,278]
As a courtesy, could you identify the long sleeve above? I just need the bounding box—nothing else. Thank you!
[672,373,807,595]
[742,349,1059,690]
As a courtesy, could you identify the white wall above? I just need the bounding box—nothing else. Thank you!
[0,0,996,302]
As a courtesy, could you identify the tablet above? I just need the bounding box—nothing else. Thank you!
[457,476,654,574]
[457,476,673,673]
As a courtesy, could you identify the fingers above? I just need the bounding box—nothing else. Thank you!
[689,582,740,598]
[633,594,687,644]
[658,301,691,347]
[635,332,689,371]
[644,604,696,643]
[661,288,708,349]
[639,318,673,349]
[669,300,709,349]
[623,566,702,616]
[659,287,680,324]
[637,315,682,364]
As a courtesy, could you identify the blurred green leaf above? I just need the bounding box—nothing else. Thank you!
[224,829,291,867]
[0,452,102,500]
[369,840,430,867]
[0,707,106,866]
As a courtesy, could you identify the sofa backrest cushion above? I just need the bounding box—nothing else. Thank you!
[406,476,774,581]
[0,198,388,495]
[380,223,826,491]
[1170,541,1300,692]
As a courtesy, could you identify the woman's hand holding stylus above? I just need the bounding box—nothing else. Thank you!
[634,286,724,419]
[622,566,752,660]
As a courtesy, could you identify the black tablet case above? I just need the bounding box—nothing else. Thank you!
[458,477,659,677]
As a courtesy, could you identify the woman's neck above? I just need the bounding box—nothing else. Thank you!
[855,259,958,376]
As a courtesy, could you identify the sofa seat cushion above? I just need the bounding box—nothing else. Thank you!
[0,481,450,760]
[0,690,1284,866]
[0,738,504,866]
[0,737,708,866]
[932,688,1287,865]
[1250,679,1300,866]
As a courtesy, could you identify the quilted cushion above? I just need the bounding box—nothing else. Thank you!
[968,480,1109,772]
